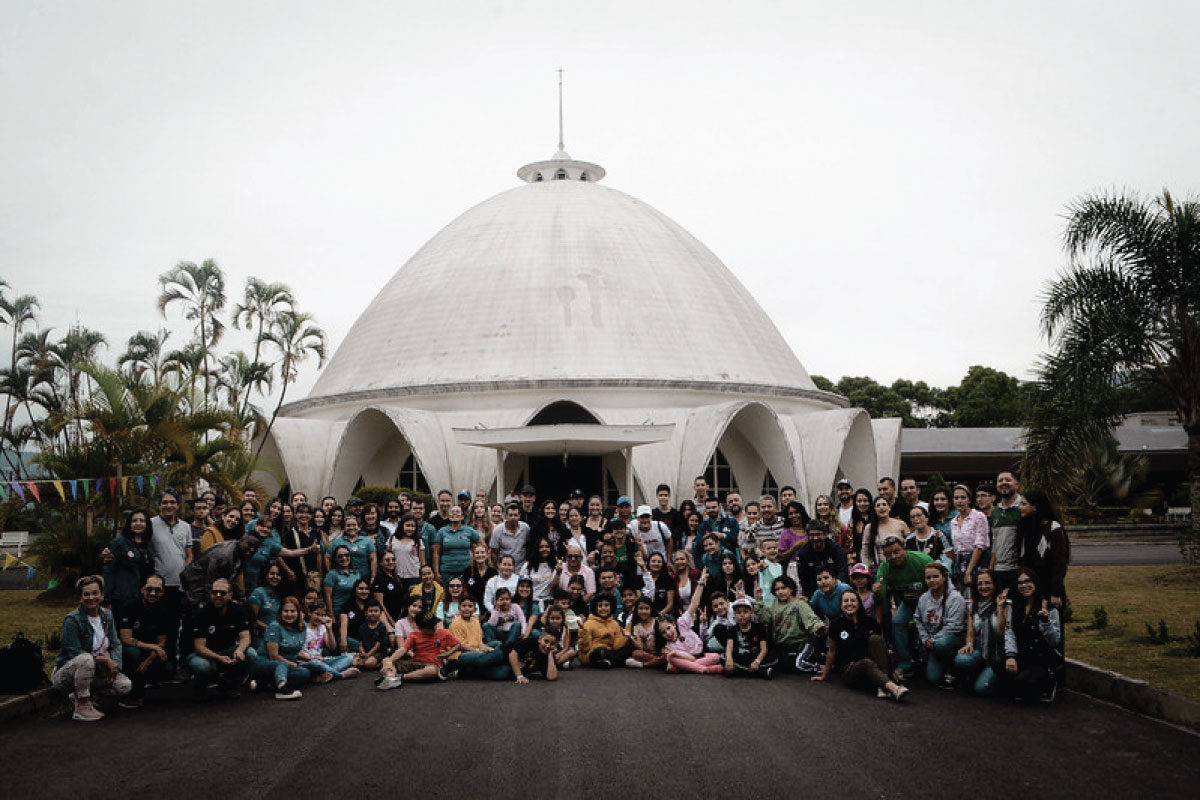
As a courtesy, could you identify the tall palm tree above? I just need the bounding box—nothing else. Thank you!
[232,277,293,417]
[1024,189,1200,562]
[118,328,171,384]
[0,291,39,454]
[163,342,208,410]
[157,259,226,407]
[216,350,274,428]
[253,309,327,468]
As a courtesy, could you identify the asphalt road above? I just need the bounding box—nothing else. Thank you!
[1070,542,1183,566]
[3,668,1196,798]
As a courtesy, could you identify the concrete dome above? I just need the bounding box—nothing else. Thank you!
[308,161,815,401]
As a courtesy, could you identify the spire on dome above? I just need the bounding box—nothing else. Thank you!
[516,68,606,183]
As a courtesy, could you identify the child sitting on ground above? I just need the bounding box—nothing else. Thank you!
[377,610,460,690]
[354,599,391,670]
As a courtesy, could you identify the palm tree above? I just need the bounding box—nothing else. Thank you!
[0,291,39,455]
[1024,189,1200,562]
[163,342,208,409]
[157,259,227,407]
[216,350,273,428]
[253,309,327,468]
[118,328,171,384]
[232,278,293,417]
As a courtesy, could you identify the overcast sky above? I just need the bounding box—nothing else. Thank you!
[3,1,1198,405]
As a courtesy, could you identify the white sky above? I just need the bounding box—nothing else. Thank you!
[3,0,1198,405]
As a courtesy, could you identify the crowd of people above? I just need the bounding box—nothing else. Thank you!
[50,471,1070,720]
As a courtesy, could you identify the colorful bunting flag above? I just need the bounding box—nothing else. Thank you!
[69,479,77,499]
[0,483,7,502]
[25,566,35,582]
[83,480,91,499]
[52,480,66,501]
[1,554,15,569]
[9,482,25,502]
[136,475,144,493]
[26,482,40,502]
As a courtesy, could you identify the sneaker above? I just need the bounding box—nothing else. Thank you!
[877,688,889,699]
[274,689,302,700]
[72,700,104,721]
[796,659,822,674]
[593,657,612,669]
[118,697,143,710]
[374,675,386,687]
[560,659,572,670]
[940,675,957,691]
[435,665,449,681]
[378,675,404,691]
[624,658,644,669]
[340,667,360,679]
[248,679,258,692]
[762,666,774,680]
[891,685,909,703]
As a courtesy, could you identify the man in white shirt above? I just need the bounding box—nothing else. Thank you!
[835,479,855,528]
[630,506,671,558]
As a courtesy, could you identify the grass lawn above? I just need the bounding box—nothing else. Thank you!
[0,590,75,696]
[1067,565,1200,701]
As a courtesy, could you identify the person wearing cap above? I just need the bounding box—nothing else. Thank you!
[835,479,855,528]
[722,597,775,678]
[795,520,849,600]
[613,495,634,528]
[874,536,934,679]
[694,497,739,567]
[631,505,671,559]
[517,485,538,524]
[555,543,596,597]
[456,490,473,516]
[568,488,586,511]
[847,562,884,626]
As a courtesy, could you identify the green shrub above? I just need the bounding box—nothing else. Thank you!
[1144,618,1171,645]
[353,486,434,512]
[1185,621,1200,658]
[1090,605,1109,630]
[40,628,62,652]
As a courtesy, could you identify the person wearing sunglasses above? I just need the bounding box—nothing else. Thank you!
[187,578,254,698]
[116,573,173,708]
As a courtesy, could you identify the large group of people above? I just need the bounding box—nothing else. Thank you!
[49,471,1070,720]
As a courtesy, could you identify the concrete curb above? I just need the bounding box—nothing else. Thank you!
[0,687,59,724]
[1067,658,1200,732]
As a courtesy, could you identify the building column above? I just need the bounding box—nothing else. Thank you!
[496,448,506,500]
[624,446,634,504]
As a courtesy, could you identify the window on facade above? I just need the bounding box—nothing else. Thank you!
[604,468,622,509]
[579,172,589,181]
[534,173,543,182]
[703,448,737,500]
[760,470,779,500]
[396,453,431,494]
[353,476,365,494]
[554,169,567,180]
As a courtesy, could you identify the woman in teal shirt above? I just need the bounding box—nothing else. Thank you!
[323,546,362,616]
[433,505,480,582]
[248,564,283,649]
[254,596,311,700]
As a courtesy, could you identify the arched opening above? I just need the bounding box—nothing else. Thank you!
[534,172,543,182]
[760,469,779,499]
[397,453,431,495]
[329,408,425,501]
[579,172,589,181]
[703,448,736,500]
[523,400,603,502]
[703,403,797,503]
[554,169,567,180]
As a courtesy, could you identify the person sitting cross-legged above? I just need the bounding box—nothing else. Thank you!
[376,609,461,690]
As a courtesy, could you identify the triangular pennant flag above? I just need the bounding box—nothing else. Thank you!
[120,476,130,496]
[83,480,91,499]
[108,477,117,495]
[52,480,66,501]
[1,554,15,569]
[69,479,78,499]
[0,482,7,502]
[26,482,41,502]
[46,578,58,590]
[94,478,102,495]
[9,482,25,502]
[136,475,144,494]
[154,474,161,491]
[25,566,35,582]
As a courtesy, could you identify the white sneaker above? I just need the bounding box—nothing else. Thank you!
[624,658,644,669]
[274,689,302,700]
[876,687,889,698]
[377,675,403,691]
[891,685,910,702]
[248,680,258,692]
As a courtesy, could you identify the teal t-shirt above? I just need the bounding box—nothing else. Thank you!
[248,586,279,630]
[330,534,374,578]
[323,568,362,611]
[435,525,480,575]
[264,621,306,660]
[244,530,283,594]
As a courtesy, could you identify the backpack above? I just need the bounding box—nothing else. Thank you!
[0,631,49,693]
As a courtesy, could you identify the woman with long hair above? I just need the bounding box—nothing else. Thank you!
[641,551,675,615]
[678,510,702,558]
[954,567,1004,696]
[1004,568,1064,702]
[813,494,852,554]
[523,537,558,613]
[1016,489,1070,608]
[811,589,907,701]
[862,496,908,574]
[928,489,956,537]
[199,506,244,555]
[777,501,810,573]
[949,484,990,591]
[914,561,966,687]
[849,489,875,565]
[103,509,154,608]
[255,595,311,700]
[468,499,491,537]
[531,498,568,557]
[583,495,607,552]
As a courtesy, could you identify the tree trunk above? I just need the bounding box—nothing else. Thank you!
[1186,428,1200,565]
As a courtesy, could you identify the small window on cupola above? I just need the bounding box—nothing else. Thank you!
[554,169,567,180]
[534,172,543,182]
[580,172,589,181]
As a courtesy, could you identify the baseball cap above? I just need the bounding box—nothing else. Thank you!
[636,505,652,517]
[617,495,632,506]
[835,478,852,488]
[519,484,536,495]
[730,597,753,610]
[457,489,472,500]
[570,489,584,499]
[849,563,870,576]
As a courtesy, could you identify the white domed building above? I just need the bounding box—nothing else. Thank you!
[260,145,901,507]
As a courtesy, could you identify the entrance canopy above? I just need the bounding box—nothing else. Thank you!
[453,423,675,499]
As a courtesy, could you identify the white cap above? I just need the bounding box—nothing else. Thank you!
[636,505,653,517]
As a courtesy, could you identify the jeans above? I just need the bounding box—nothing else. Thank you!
[455,640,512,680]
[481,623,521,652]
[923,632,965,683]
[299,653,356,678]
[891,602,917,670]
[251,657,313,690]
[187,646,257,690]
[952,650,998,696]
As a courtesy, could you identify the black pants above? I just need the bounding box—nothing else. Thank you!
[586,642,633,667]
[160,587,184,665]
